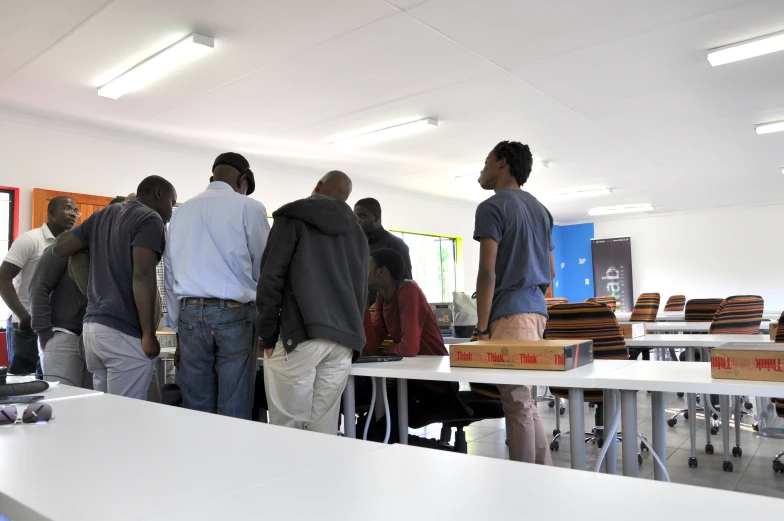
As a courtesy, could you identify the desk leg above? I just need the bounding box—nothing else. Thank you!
[686,346,698,468]
[721,394,731,471]
[603,389,617,474]
[651,391,667,481]
[397,378,408,445]
[343,375,356,439]
[568,388,586,470]
[621,390,639,478]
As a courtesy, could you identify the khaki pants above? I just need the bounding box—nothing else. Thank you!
[491,313,553,465]
[264,338,353,434]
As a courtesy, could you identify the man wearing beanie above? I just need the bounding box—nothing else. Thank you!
[165,152,269,419]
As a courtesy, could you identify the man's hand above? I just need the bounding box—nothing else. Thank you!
[141,334,161,360]
[264,347,274,359]
[18,312,31,331]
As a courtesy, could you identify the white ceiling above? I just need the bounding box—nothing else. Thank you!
[1,0,784,222]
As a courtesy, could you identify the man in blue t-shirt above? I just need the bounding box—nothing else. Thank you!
[474,140,554,465]
[54,176,177,400]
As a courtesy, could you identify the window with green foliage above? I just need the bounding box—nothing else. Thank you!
[391,231,457,303]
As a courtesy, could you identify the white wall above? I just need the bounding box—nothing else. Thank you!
[0,112,479,294]
[593,204,784,310]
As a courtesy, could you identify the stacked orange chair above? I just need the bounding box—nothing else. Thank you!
[629,293,660,360]
[586,296,617,311]
[684,299,723,322]
[546,297,568,308]
[664,295,686,312]
[545,303,629,452]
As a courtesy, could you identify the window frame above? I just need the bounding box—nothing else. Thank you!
[389,228,463,302]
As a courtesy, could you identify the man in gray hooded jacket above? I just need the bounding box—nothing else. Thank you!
[256,170,368,434]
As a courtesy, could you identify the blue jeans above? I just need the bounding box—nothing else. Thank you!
[6,317,40,375]
[177,300,258,419]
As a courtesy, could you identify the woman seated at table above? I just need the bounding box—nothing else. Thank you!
[357,248,456,446]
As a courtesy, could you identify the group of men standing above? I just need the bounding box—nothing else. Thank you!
[1,140,555,467]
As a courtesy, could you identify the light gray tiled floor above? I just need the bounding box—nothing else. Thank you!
[421,391,784,499]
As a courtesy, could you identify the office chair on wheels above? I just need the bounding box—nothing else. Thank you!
[544,303,644,464]
[773,398,784,473]
[628,293,660,360]
[663,295,686,312]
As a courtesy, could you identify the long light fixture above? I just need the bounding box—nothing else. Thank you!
[453,160,549,181]
[98,33,214,99]
[329,118,438,150]
[588,204,653,216]
[552,187,612,198]
[707,30,784,66]
[755,120,784,135]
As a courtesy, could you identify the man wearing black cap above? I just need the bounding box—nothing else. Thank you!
[164,152,269,419]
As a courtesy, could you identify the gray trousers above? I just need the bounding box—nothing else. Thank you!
[264,338,353,434]
[83,322,155,400]
[40,332,93,389]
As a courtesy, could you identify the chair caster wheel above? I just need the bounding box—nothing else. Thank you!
[753,423,759,432]
[638,454,643,465]
[559,407,565,415]
[744,401,753,410]
[773,461,784,473]
[548,400,555,408]
[550,441,559,451]
[710,427,719,436]
[696,396,701,404]
[640,442,649,452]
[553,429,561,436]
[688,457,698,468]
[723,461,733,472]
[705,443,714,454]
[588,403,595,408]
[505,439,508,446]
[677,392,684,398]
[732,446,742,457]
[667,418,677,427]
[712,413,718,421]
[597,439,604,449]
[684,411,690,420]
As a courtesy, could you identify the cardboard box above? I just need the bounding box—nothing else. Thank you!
[449,339,593,371]
[711,343,784,382]
[620,322,646,339]
[770,322,778,341]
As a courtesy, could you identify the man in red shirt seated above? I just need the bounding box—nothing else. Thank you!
[357,248,454,444]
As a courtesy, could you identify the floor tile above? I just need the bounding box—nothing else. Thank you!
[733,480,784,499]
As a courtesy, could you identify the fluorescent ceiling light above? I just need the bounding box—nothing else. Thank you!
[453,160,548,181]
[329,118,438,150]
[707,30,784,66]
[588,204,653,216]
[552,187,612,198]
[755,120,784,135]
[98,33,214,99]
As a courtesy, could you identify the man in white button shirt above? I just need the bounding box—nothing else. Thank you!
[0,197,78,374]
[165,153,270,419]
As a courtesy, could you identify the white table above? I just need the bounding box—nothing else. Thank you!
[146,443,784,521]
[632,322,771,334]
[621,334,779,473]
[344,357,636,471]
[0,393,389,521]
[443,337,472,344]
[5,376,102,402]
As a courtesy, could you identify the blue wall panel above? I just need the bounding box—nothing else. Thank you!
[552,223,595,303]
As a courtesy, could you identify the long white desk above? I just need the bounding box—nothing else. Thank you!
[0,393,389,521]
[621,334,779,473]
[344,358,636,471]
[632,322,771,334]
[147,443,784,521]
[615,312,780,323]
